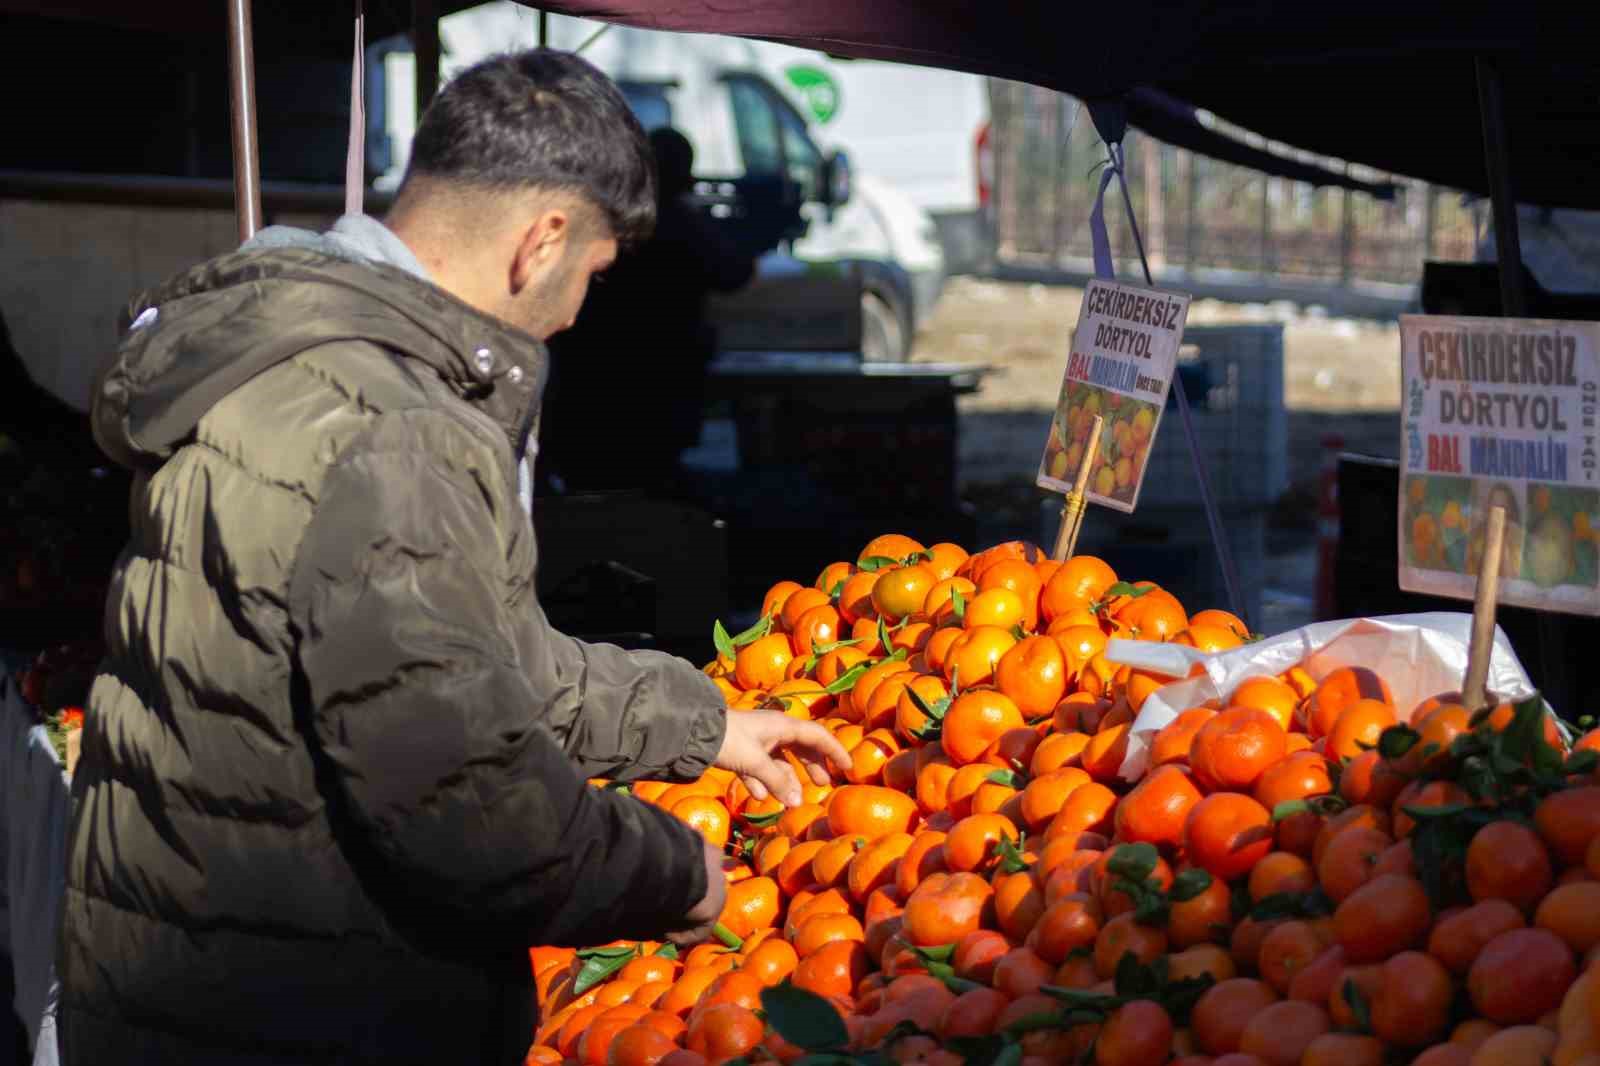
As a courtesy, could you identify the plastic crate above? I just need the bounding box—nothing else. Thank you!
[1137,324,1287,509]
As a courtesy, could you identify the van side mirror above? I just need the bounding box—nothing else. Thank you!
[822,149,852,208]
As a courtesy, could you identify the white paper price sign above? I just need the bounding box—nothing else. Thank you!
[1037,278,1192,513]
[1399,315,1600,616]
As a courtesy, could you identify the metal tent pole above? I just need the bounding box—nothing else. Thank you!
[414,0,440,116]
[1474,55,1571,716]
[226,0,262,242]
[1475,58,1525,316]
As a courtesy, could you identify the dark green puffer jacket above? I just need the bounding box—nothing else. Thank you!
[59,247,727,1065]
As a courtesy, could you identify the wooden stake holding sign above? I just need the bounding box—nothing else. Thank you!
[1462,504,1508,712]
[1051,416,1103,561]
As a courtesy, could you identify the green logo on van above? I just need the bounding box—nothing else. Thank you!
[785,65,841,124]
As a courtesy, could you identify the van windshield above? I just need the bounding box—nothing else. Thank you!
[619,82,673,132]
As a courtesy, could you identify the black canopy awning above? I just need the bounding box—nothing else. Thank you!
[520,1,1600,208]
[3,1,1594,205]
[1121,89,1397,200]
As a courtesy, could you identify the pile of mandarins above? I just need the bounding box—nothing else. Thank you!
[526,535,1600,1066]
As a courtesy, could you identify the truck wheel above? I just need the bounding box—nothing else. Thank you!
[861,290,908,363]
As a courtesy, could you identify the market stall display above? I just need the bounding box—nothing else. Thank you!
[523,533,1597,1066]
[3,0,1599,1062]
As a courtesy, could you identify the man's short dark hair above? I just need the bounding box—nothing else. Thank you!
[404,49,655,246]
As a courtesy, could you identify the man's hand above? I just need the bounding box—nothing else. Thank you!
[715,710,853,808]
[666,839,728,948]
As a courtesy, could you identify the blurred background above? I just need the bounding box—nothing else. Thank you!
[3,0,1596,678]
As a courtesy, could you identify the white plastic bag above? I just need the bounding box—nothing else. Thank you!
[1105,612,1540,782]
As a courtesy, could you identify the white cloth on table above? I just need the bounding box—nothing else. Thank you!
[0,677,69,1066]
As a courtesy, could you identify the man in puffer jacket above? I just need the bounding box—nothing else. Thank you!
[58,49,848,1066]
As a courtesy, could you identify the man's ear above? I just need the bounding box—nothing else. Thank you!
[509,207,571,295]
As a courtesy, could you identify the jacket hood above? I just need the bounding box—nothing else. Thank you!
[92,247,546,470]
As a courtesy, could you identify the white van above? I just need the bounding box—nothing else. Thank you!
[375,4,947,360]
[757,55,992,275]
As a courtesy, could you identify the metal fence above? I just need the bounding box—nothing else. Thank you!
[989,82,1484,287]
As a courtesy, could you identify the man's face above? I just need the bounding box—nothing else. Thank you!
[521,234,617,341]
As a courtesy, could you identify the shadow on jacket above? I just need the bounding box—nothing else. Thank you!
[59,247,726,1065]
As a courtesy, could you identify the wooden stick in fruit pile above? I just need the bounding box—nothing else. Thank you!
[1462,504,1507,713]
[1051,415,1103,563]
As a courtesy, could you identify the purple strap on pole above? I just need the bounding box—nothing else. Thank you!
[345,1,365,218]
[1088,165,1118,281]
[1092,142,1249,627]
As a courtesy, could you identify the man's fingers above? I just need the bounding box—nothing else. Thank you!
[666,921,716,948]
[782,717,854,773]
[742,774,770,802]
[799,755,833,788]
[749,755,804,808]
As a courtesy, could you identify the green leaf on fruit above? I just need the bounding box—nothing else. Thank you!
[1270,799,1311,823]
[857,555,900,573]
[1565,750,1600,776]
[1250,889,1332,922]
[761,981,851,1051]
[572,945,638,994]
[951,586,967,624]
[1114,951,1162,1000]
[1162,972,1218,1025]
[1377,724,1421,760]
[942,1036,1011,1066]
[1131,883,1170,926]
[713,620,736,660]
[994,835,1032,875]
[1039,985,1115,1009]
[1401,803,1476,822]
[743,809,784,829]
[813,638,862,655]
[803,637,863,675]
[1103,581,1154,600]
[577,943,637,959]
[940,975,984,995]
[1169,867,1214,903]
[731,614,775,648]
[1342,977,1373,1033]
[1229,878,1252,922]
[906,685,949,722]
[1105,842,1159,884]
[823,662,871,695]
